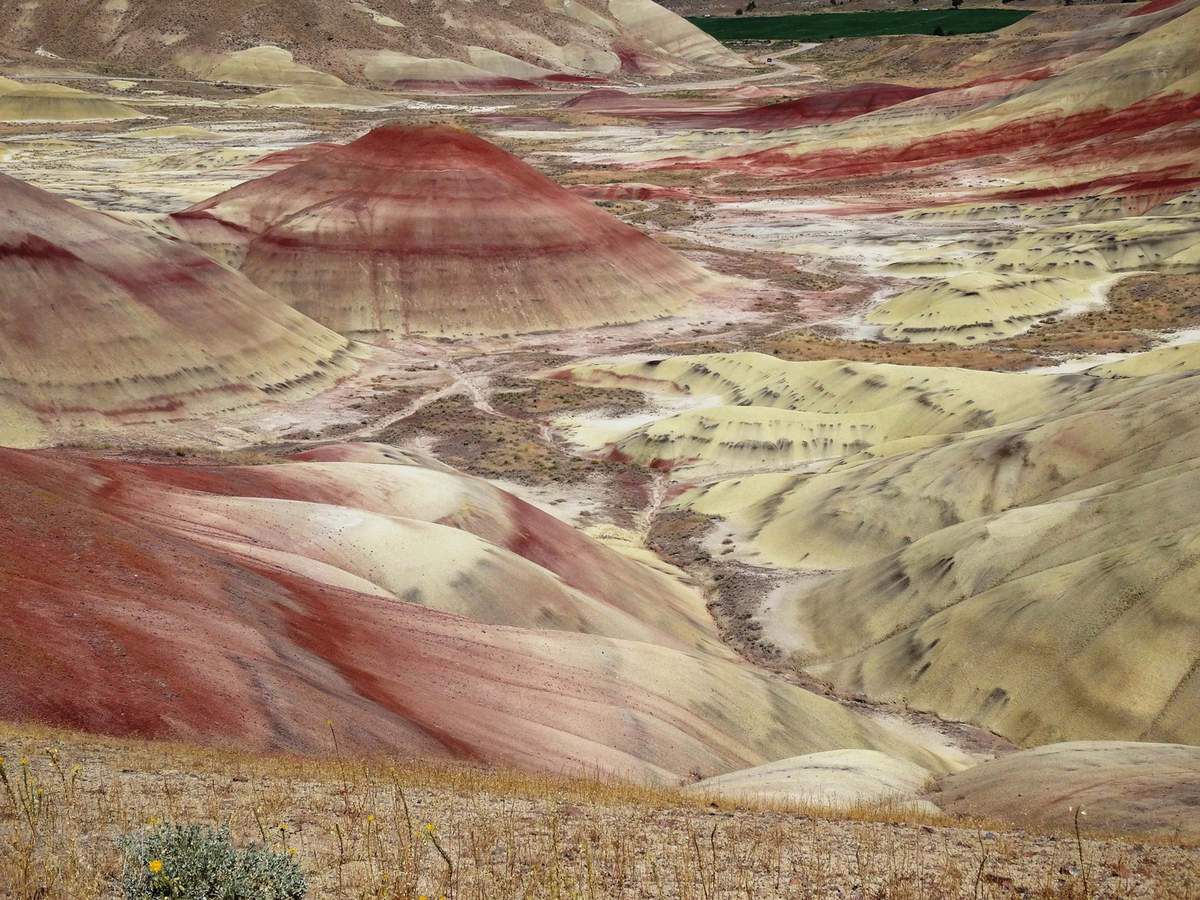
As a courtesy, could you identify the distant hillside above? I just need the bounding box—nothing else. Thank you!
[0,0,748,88]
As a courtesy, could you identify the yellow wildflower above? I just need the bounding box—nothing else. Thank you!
[367,814,375,824]
[148,860,163,874]
[287,847,297,857]
[422,822,436,835]
[19,757,29,767]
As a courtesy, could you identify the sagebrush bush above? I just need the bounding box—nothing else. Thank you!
[118,822,306,900]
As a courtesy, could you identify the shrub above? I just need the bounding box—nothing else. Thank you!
[119,823,306,900]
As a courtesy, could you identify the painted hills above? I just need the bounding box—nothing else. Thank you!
[557,344,1200,750]
[170,125,716,337]
[0,172,355,448]
[0,441,954,782]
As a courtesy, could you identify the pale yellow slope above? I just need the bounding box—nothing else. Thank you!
[177,45,343,87]
[867,272,1096,344]
[565,353,1071,431]
[602,406,916,477]
[561,353,1087,487]
[607,0,749,70]
[687,749,939,812]
[0,76,140,121]
[780,458,1200,747]
[1090,338,1200,377]
[685,366,1200,568]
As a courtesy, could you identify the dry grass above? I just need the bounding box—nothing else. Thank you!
[3,722,1199,899]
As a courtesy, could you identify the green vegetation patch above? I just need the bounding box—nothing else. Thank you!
[688,8,1030,41]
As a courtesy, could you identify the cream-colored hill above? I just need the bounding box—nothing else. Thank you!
[558,349,1200,750]
[866,272,1096,344]
[683,362,1199,569]
[354,51,522,87]
[1089,337,1200,377]
[126,125,222,140]
[562,353,1071,426]
[600,406,912,477]
[771,426,1200,747]
[559,353,1081,483]
[607,0,747,70]
[243,84,399,108]
[0,76,140,121]
[466,46,556,80]
[986,218,1200,280]
[177,45,345,86]
[932,742,1200,838]
[687,749,939,813]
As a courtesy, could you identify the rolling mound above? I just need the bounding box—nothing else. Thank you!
[556,350,1200,748]
[932,742,1200,838]
[865,272,1097,344]
[0,0,746,89]
[780,451,1200,746]
[0,76,140,122]
[688,749,939,813]
[0,172,355,447]
[684,363,1200,569]
[559,352,1078,473]
[171,125,715,337]
[0,444,952,782]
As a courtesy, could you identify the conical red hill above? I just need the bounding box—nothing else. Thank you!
[171,124,715,337]
[0,172,355,447]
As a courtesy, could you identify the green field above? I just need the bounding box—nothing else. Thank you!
[687,8,1030,41]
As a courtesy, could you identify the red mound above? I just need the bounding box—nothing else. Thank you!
[247,142,339,168]
[172,125,712,337]
[709,83,939,130]
[0,447,906,780]
[0,172,352,445]
[729,90,1200,182]
[1127,0,1189,16]
[564,84,937,131]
